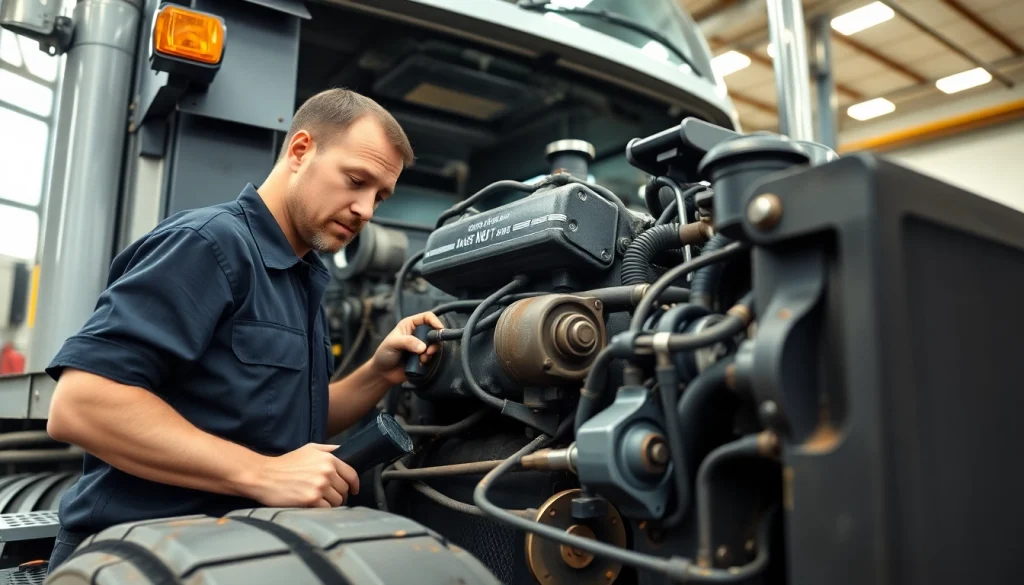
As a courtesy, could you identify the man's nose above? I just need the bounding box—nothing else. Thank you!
[350,191,376,220]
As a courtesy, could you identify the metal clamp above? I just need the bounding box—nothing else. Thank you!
[651,332,672,366]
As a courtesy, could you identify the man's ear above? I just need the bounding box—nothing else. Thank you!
[285,130,315,171]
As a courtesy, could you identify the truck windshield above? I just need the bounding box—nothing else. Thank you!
[514,0,705,76]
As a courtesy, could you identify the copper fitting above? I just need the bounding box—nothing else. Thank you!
[679,221,715,246]
[727,303,754,325]
[520,445,578,472]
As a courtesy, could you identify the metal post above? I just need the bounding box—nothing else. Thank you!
[28,0,142,371]
[766,0,815,141]
[811,14,837,149]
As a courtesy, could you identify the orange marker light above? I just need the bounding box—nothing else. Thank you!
[153,5,225,65]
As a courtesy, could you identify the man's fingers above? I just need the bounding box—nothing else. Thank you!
[333,458,361,495]
[408,311,444,331]
[396,335,427,355]
[424,312,444,330]
[312,443,340,452]
[323,485,345,507]
[315,498,332,508]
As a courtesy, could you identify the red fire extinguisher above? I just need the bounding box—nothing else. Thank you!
[0,343,25,375]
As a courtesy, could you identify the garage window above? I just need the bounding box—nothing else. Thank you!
[0,25,64,263]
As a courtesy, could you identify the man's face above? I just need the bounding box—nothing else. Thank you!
[285,116,403,254]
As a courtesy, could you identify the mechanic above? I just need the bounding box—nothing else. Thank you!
[41,88,443,573]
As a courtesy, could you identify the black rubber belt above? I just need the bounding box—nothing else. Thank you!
[68,539,183,585]
[232,516,352,585]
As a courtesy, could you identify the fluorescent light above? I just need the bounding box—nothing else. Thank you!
[712,50,751,77]
[543,12,579,27]
[936,67,992,94]
[831,2,894,35]
[549,0,592,7]
[847,97,895,121]
[641,40,670,62]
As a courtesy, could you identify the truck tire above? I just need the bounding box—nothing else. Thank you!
[46,506,503,585]
[0,471,79,512]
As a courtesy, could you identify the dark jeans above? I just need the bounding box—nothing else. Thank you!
[46,527,91,576]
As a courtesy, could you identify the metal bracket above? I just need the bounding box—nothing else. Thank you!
[0,372,54,420]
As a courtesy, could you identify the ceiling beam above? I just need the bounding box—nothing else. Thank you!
[709,35,864,102]
[832,34,928,84]
[939,0,1023,56]
[876,0,1015,88]
[691,0,740,23]
[730,91,778,116]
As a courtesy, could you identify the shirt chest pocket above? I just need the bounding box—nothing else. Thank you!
[231,320,308,371]
[229,320,309,445]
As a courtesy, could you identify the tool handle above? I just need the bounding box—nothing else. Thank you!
[404,324,434,382]
[333,412,414,474]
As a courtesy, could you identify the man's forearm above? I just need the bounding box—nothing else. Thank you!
[327,361,393,436]
[48,369,265,498]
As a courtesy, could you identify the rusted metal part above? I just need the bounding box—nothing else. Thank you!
[494,295,607,386]
[525,489,627,585]
[640,433,669,474]
[679,220,715,246]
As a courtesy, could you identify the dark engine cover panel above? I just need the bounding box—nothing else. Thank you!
[744,154,1024,585]
[419,183,620,295]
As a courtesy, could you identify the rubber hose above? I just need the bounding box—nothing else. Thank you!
[656,199,679,225]
[691,233,731,309]
[0,430,59,449]
[621,223,683,285]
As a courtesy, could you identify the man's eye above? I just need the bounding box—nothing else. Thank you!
[348,176,363,186]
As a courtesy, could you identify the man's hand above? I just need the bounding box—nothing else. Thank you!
[246,443,360,508]
[370,311,444,385]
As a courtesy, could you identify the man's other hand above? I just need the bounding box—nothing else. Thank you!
[246,443,360,508]
[370,311,444,385]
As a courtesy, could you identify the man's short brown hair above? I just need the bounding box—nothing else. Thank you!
[279,88,414,167]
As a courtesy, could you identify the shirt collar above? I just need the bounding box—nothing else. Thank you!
[236,183,330,281]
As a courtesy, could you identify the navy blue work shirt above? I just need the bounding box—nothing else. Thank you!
[45,183,335,534]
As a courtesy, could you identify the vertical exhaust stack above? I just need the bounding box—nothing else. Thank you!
[27,0,142,371]
[545,139,596,181]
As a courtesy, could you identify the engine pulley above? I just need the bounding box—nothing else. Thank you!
[525,489,627,585]
[494,294,607,387]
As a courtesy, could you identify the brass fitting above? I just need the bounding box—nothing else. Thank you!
[520,444,578,473]
[679,221,715,246]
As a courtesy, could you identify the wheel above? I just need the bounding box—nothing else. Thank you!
[0,471,79,512]
[45,506,503,585]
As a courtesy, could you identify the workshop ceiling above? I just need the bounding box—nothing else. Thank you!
[678,0,1024,133]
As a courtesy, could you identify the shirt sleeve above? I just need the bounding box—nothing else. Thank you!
[45,226,235,392]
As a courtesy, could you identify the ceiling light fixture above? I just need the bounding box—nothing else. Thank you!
[831,2,895,35]
[847,97,896,121]
[712,50,751,77]
[936,67,993,94]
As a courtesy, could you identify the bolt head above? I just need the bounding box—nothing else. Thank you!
[747,193,783,231]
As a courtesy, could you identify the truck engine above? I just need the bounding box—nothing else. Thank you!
[320,113,1024,585]
[353,118,788,585]
[41,117,1024,585]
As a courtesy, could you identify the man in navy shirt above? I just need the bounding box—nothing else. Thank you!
[42,88,443,571]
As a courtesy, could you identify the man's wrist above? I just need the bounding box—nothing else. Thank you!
[224,445,269,500]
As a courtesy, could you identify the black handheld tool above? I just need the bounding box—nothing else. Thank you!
[333,412,414,474]
[404,324,435,381]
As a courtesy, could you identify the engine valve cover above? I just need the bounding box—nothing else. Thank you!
[420,183,620,295]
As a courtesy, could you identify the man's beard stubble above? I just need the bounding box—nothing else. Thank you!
[286,187,342,254]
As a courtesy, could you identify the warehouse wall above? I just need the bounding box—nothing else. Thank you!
[839,82,1024,213]
[884,117,1024,213]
